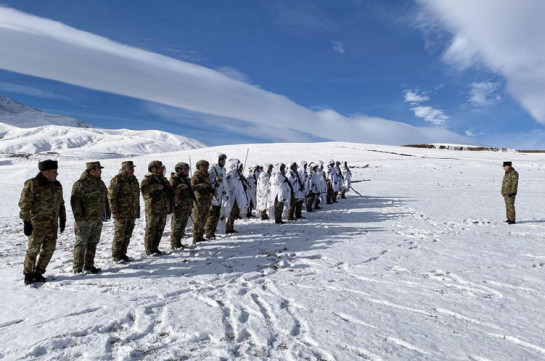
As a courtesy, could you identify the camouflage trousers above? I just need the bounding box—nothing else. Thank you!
[326,180,334,204]
[74,219,103,272]
[504,195,516,222]
[171,203,192,248]
[112,218,136,260]
[24,225,57,275]
[144,213,167,255]
[287,195,303,220]
[306,193,316,211]
[226,201,240,232]
[193,199,211,242]
[274,196,284,223]
[205,205,221,237]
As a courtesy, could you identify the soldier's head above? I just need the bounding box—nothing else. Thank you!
[175,162,190,176]
[196,160,209,172]
[266,163,273,174]
[280,163,286,173]
[38,159,58,182]
[121,160,135,176]
[290,162,298,171]
[217,153,227,167]
[503,161,512,171]
[86,161,104,178]
[148,160,165,175]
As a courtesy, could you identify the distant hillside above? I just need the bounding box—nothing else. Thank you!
[0,95,206,158]
[0,95,90,128]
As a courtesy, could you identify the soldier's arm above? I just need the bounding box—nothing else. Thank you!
[70,182,83,221]
[108,177,120,216]
[58,184,67,220]
[18,180,33,222]
[510,173,519,195]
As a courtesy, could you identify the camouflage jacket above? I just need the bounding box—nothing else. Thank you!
[501,168,519,196]
[71,172,109,221]
[19,172,66,228]
[169,172,194,208]
[141,172,173,215]
[108,170,140,219]
[191,169,213,201]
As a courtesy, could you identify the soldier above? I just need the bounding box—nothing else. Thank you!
[326,160,341,204]
[257,164,273,220]
[287,162,305,220]
[306,162,320,212]
[205,153,229,240]
[340,161,352,199]
[314,161,327,210]
[501,161,519,224]
[192,160,215,243]
[19,160,66,285]
[71,161,110,274]
[226,159,249,233]
[270,163,291,224]
[141,160,173,255]
[245,166,258,218]
[108,160,140,262]
[169,162,194,249]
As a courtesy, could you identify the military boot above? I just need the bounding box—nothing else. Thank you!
[24,274,34,285]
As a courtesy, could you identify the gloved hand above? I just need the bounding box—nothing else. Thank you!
[23,221,33,236]
[59,218,66,233]
[508,193,517,197]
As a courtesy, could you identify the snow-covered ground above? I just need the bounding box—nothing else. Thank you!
[1,142,544,361]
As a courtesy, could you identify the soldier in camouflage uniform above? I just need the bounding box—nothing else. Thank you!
[108,161,140,262]
[19,160,66,285]
[71,161,110,274]
[501,161,519,224]
[141,160,173,256]
[191,160,215,243]
[169,162,194,249]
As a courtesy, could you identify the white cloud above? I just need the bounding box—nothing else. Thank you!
[0,7,468,145]
[215,66,251,84]
[404,90,429,103]
[0,81,67,99]
[410,105,449,126]
[469,81,501,107]
[465,130,475,137]
[332,40,345,55]
[417,0,545,124]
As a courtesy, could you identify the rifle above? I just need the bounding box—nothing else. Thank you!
[351,179,371,183]
[350,186,364,197]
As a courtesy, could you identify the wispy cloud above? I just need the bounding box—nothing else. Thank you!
[404,90,429,103]
[215,66,252,84]
[410,105,449,125]
[0,7,468,145]
[469,81,501,107]
[417,0,545,124]
[269,2,337,32]
[0,81,68,99]
[332,40,345,55]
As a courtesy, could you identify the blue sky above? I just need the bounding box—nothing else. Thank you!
[0,0,544,147]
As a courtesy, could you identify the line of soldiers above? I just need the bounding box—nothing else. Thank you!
[18,156,352,285]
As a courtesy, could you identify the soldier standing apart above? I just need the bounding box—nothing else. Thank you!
[19,160,66,285]
[108,161,140,262]
[141,160,173,256]
[192,160,215,243]
[71,161,110,274]
[501,161,519,224]
[205,153,229,240]
[169,162,194,249]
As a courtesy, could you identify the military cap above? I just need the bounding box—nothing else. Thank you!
[38,159,58,172]
[503,161,512,167]
[175,162,189,171]
[196,160,209,169]
[148,160,163,172]
[86,161,104,170]
[122,161,135,168]
[217,153,227,160]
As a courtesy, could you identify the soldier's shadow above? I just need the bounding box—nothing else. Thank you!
[54,195,411,282]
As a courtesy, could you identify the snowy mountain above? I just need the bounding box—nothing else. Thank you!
[0,95,205,157]
[1,142,544,360]
[0,95,90,128]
